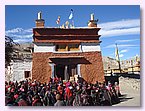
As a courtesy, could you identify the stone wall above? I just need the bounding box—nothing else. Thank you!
[80,52,105,83]
[32,52,52,83]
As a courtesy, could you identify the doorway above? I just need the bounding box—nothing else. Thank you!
[68,65,77,77]
[55,65,65,80]
[54,64,77,80]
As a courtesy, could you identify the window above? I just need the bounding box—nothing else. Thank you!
[24,71,31,78]
[56,44,80,51]
[56,44,67,51]
[68,44,79,51]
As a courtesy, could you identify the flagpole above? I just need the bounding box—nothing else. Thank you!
[115,43,122,73]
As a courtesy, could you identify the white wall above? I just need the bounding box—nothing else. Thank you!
[34,43,55,52]
[34,42,101,53]
[5,61,32,82]
[81,43,101,52]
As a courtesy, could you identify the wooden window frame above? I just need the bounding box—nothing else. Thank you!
[56,44,80,52]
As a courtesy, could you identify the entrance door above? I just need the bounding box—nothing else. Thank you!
[68,65,77,77]
[55,64,77,80]
[55,65,65,80]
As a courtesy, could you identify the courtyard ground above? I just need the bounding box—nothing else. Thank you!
[113,76,140,106]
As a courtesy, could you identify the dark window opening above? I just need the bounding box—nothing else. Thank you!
[24,71,31,78]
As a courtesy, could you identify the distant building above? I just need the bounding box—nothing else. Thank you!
[103,56,140,75]
[5,43,33,81]
[127,61,140,74]
[32,12,104,84]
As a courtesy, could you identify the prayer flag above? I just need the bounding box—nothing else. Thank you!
[69,9,73,20]
[56,16,60,24]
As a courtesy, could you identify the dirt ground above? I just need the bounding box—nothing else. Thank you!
[113,76,140,106]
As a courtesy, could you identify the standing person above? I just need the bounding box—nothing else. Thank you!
[95,81,99,88]
[73,85,82,106]
[32,95,43,106]
[99,83,112,106]
[17,94,28,106]
[91,90,97,106]
[54,94,65,106]
[57,84,63,95]
[81,89,90,106]
[43,90,56,106]
[114,82,121,97]
[111,86,120,104]
[65,86,73,106]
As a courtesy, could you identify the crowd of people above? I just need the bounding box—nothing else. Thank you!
[5,77,121,106]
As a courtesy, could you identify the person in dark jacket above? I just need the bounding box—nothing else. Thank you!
[32,95,43,106]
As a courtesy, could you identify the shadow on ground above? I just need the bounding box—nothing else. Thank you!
[119,94,134,102]
[119,74,140,79]
[112,94,134,105]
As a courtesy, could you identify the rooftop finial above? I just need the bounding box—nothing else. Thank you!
[38,11,42,20]
[88,13,98,27]
[91,13,94,20]
[35,11,45,28]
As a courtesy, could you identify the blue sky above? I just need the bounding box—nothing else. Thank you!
[5,5,140,60]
